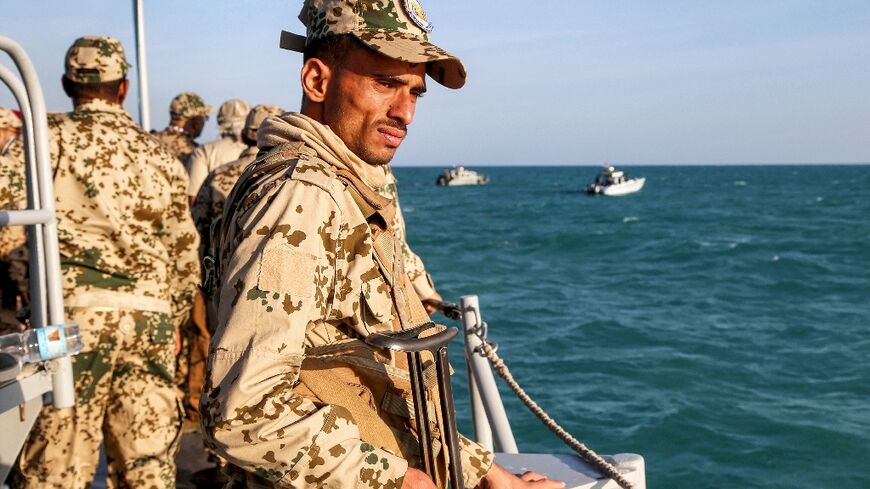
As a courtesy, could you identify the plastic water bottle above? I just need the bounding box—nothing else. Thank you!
[0,324,82,364]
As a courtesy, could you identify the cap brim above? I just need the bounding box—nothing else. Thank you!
[353,31,466,89]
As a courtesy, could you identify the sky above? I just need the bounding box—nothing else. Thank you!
[1,0,868,166]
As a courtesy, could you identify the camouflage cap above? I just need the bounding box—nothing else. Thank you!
[0,107,22,129]
[243,104,285,141]
[169,92,215,120]
[280,0,466,89]
[64,36,131,84]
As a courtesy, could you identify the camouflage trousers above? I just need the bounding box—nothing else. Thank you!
[14,306,183,489]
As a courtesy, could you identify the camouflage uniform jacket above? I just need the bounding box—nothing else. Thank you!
[191,145,258,260]
[49,99,199,325]
[202,114,493,488]
[0,139,26,260]
[186,137,250,198]
[0,139,28,330]
[152,125,198,164]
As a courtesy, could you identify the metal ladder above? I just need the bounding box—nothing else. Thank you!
[0,35,76,482]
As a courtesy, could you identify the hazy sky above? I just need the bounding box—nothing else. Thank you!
[2,1,868,165]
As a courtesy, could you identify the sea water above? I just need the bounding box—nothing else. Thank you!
[397,165,869,489]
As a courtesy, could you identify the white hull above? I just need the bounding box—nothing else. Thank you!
[445,177,484,186]
[601,177,645,196]
[437,166,489,186]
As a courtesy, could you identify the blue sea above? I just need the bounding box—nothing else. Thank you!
[396,165,869,489]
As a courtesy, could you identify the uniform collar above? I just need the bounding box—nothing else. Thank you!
[73,98,131,117]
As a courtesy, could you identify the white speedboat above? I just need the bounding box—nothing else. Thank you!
[436,166,489,186]
[586,165,645,196]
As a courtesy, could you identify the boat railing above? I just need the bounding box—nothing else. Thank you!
[0,35,78,482]
[458,294,646,489]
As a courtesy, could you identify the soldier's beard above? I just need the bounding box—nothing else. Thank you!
[353,118,407,166]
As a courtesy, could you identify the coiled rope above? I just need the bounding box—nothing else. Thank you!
[473,329,634,489]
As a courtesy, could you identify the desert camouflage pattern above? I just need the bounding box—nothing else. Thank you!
[44,99,199,326]
[0,106,22,129]
[0,139,27,334]
[170,91,214,120]
[192,104,284,256]
[15,98,198,488]
[64,35,131,84]
[186,136,249,198]
[201,115,492,488]
[288,0,466,89]
[375,167,437,300]
[243,103,285,142]
[191,145,258,261]
[15,307,182,489]
[152,125,199,163]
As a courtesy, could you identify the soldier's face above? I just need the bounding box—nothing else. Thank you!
[185,115,207,139]
[323,46,427,165]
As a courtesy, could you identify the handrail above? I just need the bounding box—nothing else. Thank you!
[0,35,74,409]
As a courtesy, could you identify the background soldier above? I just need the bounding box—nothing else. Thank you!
[13,36,200,489]
[186,98,250,203]
[201,2,562,488]
[152,91,214,163]
[191,103,283,264]
[0,107,26,334]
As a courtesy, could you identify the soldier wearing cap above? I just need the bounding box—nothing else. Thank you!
[192,104,283,267]
[200,2,562,488]
[186,98,251,203]
[12,36,200,489]
[152,91,214,163]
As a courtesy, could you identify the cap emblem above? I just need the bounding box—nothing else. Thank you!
[402,0,433,33]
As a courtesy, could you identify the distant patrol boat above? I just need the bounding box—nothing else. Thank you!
[586,164,645,196]
[436,165,489,186]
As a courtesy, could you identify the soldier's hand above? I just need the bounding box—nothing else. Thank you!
[421,291,444,314]
[401,467,437,489]
[477,463,565,489]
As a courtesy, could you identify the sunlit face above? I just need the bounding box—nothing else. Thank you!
[322,46,427,165]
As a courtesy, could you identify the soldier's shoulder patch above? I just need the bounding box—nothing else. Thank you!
[288,155,345,197]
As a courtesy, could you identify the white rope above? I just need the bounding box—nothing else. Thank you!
[476,340,634,489]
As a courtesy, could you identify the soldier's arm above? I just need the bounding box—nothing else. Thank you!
[190,171,215,261]
[186,145,209,202]
[202,178,409,488]
[0,149,29,300]
[159,159,200,329]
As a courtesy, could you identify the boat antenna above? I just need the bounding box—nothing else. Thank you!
[132,0,151,131]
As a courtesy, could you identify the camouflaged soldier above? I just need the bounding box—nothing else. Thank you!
[13,36,200,489]
[0,107,27,334]
[187,98,251,202]
[201,2,562,489]
[192,103,283,265]
[152,91,214,163]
